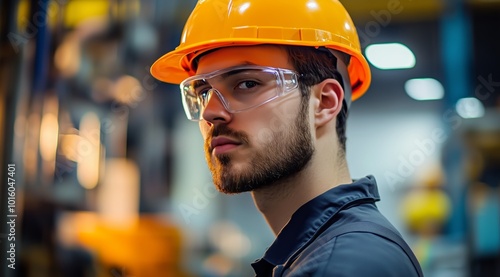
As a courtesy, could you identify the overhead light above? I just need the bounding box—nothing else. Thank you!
[39,95,59,162]
[77,112,101,190]
[365,43,416,70]
[98,159,140,227]
[456,97,485,119]
[40,113,59,162]
[405,78,444,101]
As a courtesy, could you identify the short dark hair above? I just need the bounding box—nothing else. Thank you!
[284,46,349,155]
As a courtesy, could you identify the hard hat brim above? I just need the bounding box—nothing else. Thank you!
[151,38,371,101]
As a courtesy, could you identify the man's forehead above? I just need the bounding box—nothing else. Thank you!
[196,45,291,74]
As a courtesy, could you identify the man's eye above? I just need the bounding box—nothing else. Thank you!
[195,87,210,96]
[196,88,211,104]
[237,81,259,89]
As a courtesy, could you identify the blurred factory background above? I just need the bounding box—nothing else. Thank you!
[0,0,499,276]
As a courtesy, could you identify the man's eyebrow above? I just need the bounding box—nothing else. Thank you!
[192,79,208,90]
[219,62,258,78]
[194,62,260,83]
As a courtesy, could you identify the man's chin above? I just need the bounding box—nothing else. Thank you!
[214,182,253,194]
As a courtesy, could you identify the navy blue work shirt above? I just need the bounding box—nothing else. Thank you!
[251,175,421,277]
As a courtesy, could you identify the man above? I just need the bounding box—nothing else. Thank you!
[151,0,423,276]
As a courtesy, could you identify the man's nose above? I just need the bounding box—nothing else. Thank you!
[201,89,232,124]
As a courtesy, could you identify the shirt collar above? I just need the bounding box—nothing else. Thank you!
[251,175,380,274]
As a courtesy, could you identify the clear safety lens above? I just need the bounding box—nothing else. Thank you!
[179,65,299,121]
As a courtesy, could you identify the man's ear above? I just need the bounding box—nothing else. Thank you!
[313,79,344,128]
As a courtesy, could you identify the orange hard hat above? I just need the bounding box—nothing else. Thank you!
[151,0,372,101]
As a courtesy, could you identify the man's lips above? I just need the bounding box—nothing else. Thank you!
[210,137,241,154]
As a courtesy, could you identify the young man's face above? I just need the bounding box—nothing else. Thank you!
[195,45,315,194]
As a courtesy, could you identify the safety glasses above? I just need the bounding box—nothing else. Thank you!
[179,65,300,121]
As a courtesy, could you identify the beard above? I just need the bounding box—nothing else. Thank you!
[204,100,314,194]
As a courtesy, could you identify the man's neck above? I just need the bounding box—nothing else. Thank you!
[251,157,352,235]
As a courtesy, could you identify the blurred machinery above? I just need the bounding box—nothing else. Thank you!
[401,164,456,276]
[401,110,500,277]
[462,111,500,277]
[1,0,191,276]
[59,213,189,277]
